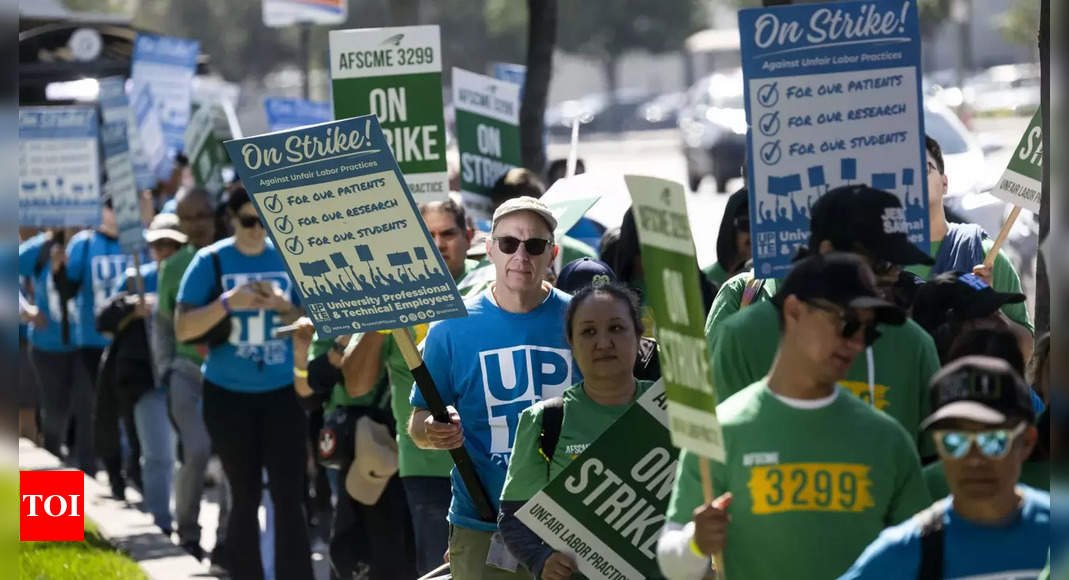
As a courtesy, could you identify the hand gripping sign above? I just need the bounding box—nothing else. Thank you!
[224,114,497,522]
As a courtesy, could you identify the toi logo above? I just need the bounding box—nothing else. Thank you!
[20,470,85,542]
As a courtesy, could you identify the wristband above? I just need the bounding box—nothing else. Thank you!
[376,329,393,335]
[221,294,232,314]
[293,367,308,379]
[688,536,706,559]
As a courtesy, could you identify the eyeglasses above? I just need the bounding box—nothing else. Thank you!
[806,300,882,346]
[932,422,1027,460]
[237,214,262,229]
[493,236,552,256]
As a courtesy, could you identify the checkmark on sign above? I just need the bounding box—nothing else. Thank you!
[759,111,780,137]
[274,215,293,234]
[757,82,779,107]
[761,141,782,165]
[263,194,282,214]
[285,236,304,255]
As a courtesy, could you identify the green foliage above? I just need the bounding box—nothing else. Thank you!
[997,0,1040,46]
[556,0,706,60]
[20,520,147,580]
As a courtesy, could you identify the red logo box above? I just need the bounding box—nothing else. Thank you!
[20,470,85,542]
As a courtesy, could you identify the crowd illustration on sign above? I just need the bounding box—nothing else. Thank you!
[296,243,445,298]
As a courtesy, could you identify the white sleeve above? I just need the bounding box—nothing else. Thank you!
[656,521,717,580]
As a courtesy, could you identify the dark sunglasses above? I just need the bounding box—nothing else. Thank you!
[494,236,552,256]
[932,422,1027,460]
[807,300,882,346]
[237,214,263,229]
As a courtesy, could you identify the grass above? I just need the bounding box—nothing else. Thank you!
[19,519,146,580]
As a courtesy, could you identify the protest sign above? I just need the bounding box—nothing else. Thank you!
[626,175,724,462]
[453,67,522,219]
[517,380,676,579]
[98,77,154,193]
[224,114,467,339]
[19,107,101,227]
[263,0,346,27]
[100,119,145,255]
[131,33,200,166]
[991,110,1042,213]
[492,62,527,89]
[329,25,448,202]
[264,97,332,132]
[739,0,928,278]
[185,102,232,193]
[130,80,170,189]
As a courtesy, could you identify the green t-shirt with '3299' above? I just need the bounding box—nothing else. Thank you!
[665,381,931,580]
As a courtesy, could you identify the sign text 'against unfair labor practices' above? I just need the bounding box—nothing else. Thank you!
[99,77,157,193]
[264,97,332,132]
[329,26,448,202]
[19,107,101,227]
[101,120,145,255]
[992,110,1042,213]
[626,176,725,462]
[740,0,929,278]
[224,115,467,338]
[185,103,233,193]
[517,381,677,580]
[131,33,200,172]
[453,67,522,219]
[263,0,346,27]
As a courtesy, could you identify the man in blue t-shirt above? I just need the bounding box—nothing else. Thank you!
[410,196,581,579]
[840,356,1050,579]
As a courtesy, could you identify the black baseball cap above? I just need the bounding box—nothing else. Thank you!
[912,271,1025,333]
[773,252,906,325]
[809,185,934,267]
[921,355,1035,429]
[556,258,617,294]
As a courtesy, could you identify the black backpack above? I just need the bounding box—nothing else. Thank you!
[916,499,948,579]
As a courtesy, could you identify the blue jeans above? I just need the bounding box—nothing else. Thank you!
[402,476,452,576]
[133,387,175,531]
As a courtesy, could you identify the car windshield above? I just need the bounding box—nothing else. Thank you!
[923,109,969,154]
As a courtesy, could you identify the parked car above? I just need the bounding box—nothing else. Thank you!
[636,91,686,130]
[544,88,654,138]
[962,63,1041,117]
[678,70,747,192]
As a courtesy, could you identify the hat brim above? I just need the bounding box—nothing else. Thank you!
[961,291,1026,320]
[873,236,935,266]
[145,229,188,244]
[492,207,558,233]
[920,400,1008,430]
[847,296,907,325]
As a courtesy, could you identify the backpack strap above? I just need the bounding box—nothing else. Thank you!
[210,250,223,299]
[538,397,565,468]
[33,238,54,278]
[916,498,949,580]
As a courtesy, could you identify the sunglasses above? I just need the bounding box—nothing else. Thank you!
[237,214,263,229]
[494,236,552,256]
[807,300,882,346]
[932,422,1027,460]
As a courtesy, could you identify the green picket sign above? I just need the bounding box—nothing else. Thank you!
[453,67,522,219]
[329,25,448,203]
[625,175,725,462]
[992,110,1043,213]
[185,102,231,194]
[517,380,676,579]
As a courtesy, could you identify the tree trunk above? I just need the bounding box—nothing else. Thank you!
[520,0,557,175]
[1035,0,1049,335]
[388,0,421,26]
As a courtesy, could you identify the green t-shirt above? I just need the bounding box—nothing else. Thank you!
[704,271,779,358]
[710,301,940,452]
[157,244,203,365]
[389,259,478,478]
[907,237,1033,333]
[701,261,732,289]
[500,380,653,502]
[666,382,931,580]
[923,459,1050,498]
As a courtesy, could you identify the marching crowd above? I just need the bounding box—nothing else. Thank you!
[17,134,1052,580]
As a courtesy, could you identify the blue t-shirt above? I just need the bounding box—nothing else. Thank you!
[65,230,130,349]
[840,485,1050,579]
[116,262,159,295]
[410,287,580,531]
[18,233,76,353]
[176,237,298,393]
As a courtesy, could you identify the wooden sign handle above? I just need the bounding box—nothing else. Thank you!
[699,457,727,579]
[983,205,1022,269]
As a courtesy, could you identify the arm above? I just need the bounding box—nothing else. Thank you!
[498,501,557,578]
[657,450,720,580]
[174,298,230,343]
[291,318,317,398]
[408,323,462,450]
[838,526,919,580]
[340,331,387,399]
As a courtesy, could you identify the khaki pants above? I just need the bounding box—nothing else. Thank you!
[448,525,532,580]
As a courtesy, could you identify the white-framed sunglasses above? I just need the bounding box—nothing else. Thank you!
[931,422,1028,460]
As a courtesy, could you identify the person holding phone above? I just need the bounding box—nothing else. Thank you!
[175,187,310,580]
